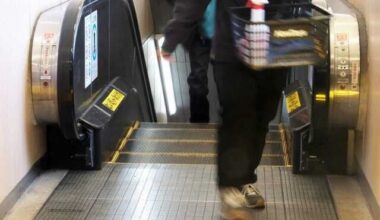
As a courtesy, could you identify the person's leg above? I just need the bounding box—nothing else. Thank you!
[187,35,211,123]
[214,66,287,185]
[213,62,260,187]
[248,69,288,173]
[213,62,259,218]
[214,62,288,211]
[240,69,288,208]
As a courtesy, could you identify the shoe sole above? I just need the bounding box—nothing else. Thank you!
[246,198,265,209]
[222,209,252,220]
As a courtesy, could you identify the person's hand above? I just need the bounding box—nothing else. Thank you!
[160,50,172,61]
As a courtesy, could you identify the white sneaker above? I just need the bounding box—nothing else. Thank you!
[219,187,252,220]
[241,184,265,208]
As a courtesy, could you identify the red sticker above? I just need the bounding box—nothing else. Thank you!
[336,33,348,42]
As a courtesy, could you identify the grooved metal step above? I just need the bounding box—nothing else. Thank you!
[36,164,337,220]
[266,131,281,141]
[139,122,218,129]
[139,122,280,131]
[122,141,215,154]
[130,128,217,141]
[115,122,285,166]
[117,152,215,164]
[260,156,285,166]
[263,143,284,155]
[116,152,284,165]
[130,128,282,143]
[269,123,280,131]
[122,141,283,157]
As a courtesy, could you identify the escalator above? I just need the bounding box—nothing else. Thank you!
[29,0,366,219]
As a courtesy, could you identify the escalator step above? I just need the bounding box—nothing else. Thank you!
[122,123,285,166]
[116,152,284,165]
[266,131,281,142]
[263,143,284,155]
[122,140,283,155]
[138,122,281,134]
[130,128,217,141]
[268,123,280,131]
[139,122,218,129]
[260,156,285,166]
[130,128,282,143]
[122,141,215,154]
[117,152,215,164]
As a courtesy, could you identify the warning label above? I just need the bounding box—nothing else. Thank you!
[84,11,98,88]
[102,89,125,112]
[286,91,302,114]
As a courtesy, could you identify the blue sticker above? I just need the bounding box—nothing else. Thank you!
[85,11,98,88]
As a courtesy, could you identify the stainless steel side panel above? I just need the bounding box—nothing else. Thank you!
[31,1,70,124]
[329,13,360,128]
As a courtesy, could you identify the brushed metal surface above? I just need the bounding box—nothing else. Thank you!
[31,1,71,124]
[311,0,362,130]
[328,13,361,129]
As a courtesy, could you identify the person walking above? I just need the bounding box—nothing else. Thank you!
[162,0,216,123]
[161,0,288,218]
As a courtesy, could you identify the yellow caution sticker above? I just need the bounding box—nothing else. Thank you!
[102,89,125,112]
[286,91,302,114]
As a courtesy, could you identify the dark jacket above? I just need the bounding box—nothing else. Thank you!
[162,0,286,63]
[161,0,248,63]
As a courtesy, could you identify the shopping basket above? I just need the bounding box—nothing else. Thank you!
[230,3,331,69]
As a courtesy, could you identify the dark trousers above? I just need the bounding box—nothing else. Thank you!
[187,35,212,123]
[213,62,287,187]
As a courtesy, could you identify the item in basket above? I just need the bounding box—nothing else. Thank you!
[245,0,270,66]
[236,38,251,64]
[269,38,315,64]
[270,38,314,55]
[268,38,325,63]
[268,24,323,64]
